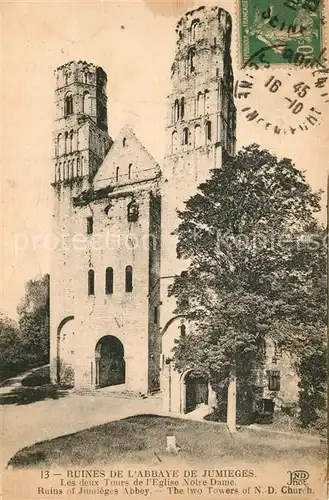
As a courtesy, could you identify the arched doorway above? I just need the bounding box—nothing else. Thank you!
[95,336,125,388]
[56,316,74,386]
[183,371,208,413]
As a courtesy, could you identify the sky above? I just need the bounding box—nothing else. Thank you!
[2,0,329,318]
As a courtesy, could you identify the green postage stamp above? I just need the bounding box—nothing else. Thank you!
[239,0,324,66]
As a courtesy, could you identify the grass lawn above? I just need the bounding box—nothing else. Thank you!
[8,414,325,469]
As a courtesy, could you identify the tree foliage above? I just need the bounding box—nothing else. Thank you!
[17,274,50,364]
[0,274,50,381]
[169,144,326,426]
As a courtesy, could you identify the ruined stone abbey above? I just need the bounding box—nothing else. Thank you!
[50,5,298,415]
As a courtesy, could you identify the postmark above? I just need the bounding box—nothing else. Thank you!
[234,68,329,134]
[239,0,323,66]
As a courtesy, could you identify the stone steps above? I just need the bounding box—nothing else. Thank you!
[73,388,162,399]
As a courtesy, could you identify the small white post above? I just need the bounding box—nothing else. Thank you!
[166,435,178,453]
[227,369,237,434]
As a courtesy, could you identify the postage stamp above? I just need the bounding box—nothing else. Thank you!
[239,0,324,66]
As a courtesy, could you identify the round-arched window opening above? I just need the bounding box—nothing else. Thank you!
[127,201,139,222]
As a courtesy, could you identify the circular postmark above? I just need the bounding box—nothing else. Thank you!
[234,68,329,135]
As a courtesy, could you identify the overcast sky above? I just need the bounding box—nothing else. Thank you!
[2,0,328,318]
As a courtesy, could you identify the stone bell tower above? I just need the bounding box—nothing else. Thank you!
[161,6,237,329]
[50,61,112,384]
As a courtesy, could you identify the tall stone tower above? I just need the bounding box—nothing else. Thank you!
[161,6,236,359]
[50,61,112,384]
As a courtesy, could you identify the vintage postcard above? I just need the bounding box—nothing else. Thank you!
[1,0,328,499]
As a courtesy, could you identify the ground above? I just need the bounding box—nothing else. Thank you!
[1,368,325,476]
[8,414,325,469]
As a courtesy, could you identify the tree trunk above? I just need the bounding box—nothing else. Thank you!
[227,368,237,433]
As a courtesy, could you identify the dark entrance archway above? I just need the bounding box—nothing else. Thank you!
[95,336,125,388]
[184,371,208,413]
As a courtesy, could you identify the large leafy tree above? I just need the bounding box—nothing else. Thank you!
[17,274,50,365]
[169,144,326,427]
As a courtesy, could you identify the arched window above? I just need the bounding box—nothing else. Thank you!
[128,163,132,179]
[180,324,186,336]
[57,133,63,156]
[64,92,73,116]
[174,99,180,122]
[65,131,69,154]
[196,91,203,116]
[187,49,196,75]
[204,89,209,114]
[88,269,95,295]
[127,201,139,222]
[183,127,189,145]
[59,163,62,180]
[69,130,74,153]
[65,72,69,86]
[115,166,120,182]
[172,131,178,153]
[83,92,91,114]
[56,164,61,182]
[206,120,212,142]
[71,159,75,178]
[180,97,185,119]
[63,161,66,180]
[125,266,133,292]
[66,161,70,180]
[191,19,199,41]
[194,125,201,147]
[76,157,81,176]
[105,267,114,294]
[83,71,88,84]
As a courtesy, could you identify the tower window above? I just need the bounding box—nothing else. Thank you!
[191,19,200,41]
[194,125,201,147]
[204,89,209,114]
[76,157,81,176]
[88,269,95,295]
[115,166,120,182]
[87,216,93,234]
[187,49,196,75]
[183,127,189,145]
[57,133,63,156]
[128,163,132,179]
[267,370,280,391]
[172,131,178,154]
[125,266,133,292]
[180,324,186,336]
[127,201,139,222]
[65,131,69,154]
[69,129,74,153]
[180,97,185,119]
[84,71,88,84]
[206,121,212,142]
[83,91,91,114]
[105,267,114,294]
[64,92,73,116]
[174,99,180,122]
[123,137,126,147]
[196,92,203,116]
